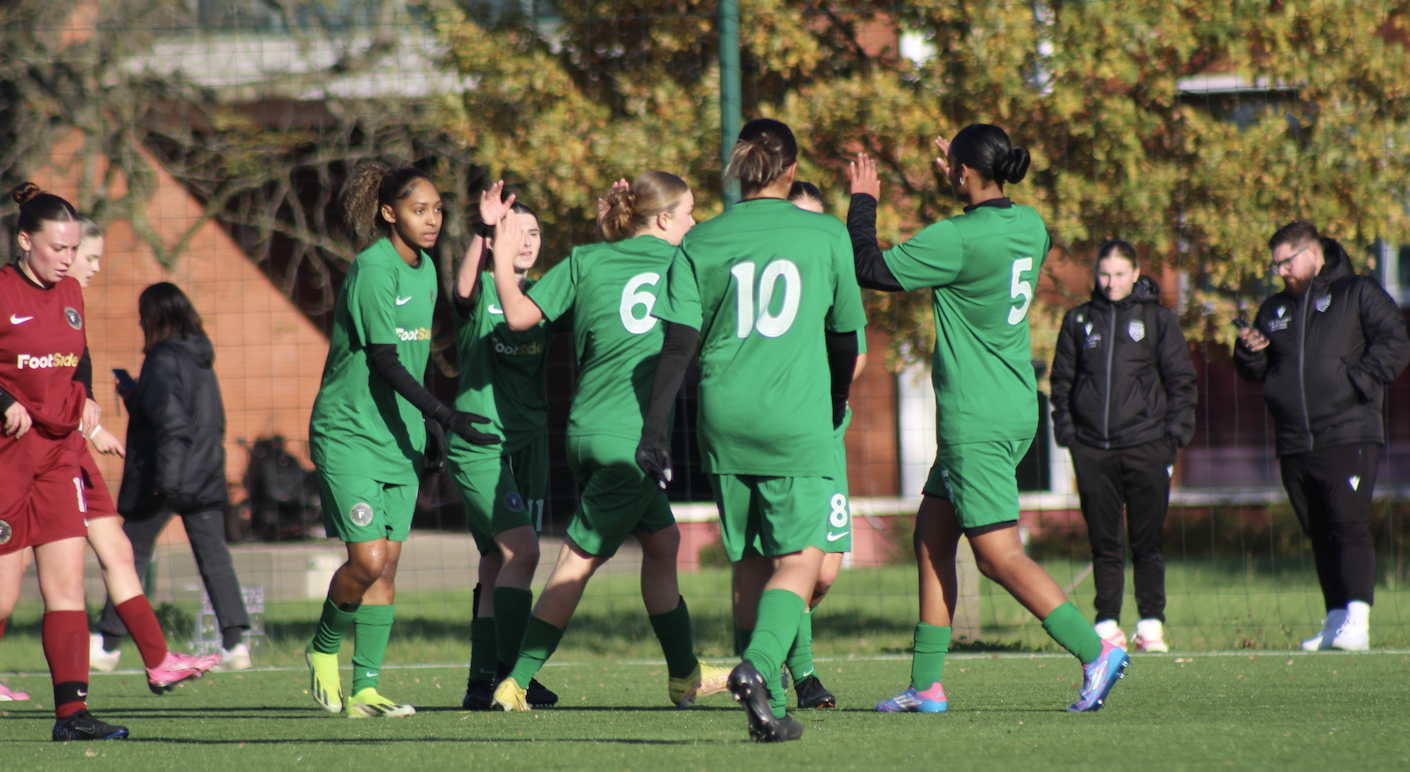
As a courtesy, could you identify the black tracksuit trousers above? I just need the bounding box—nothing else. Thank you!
[1070,438,1176,624]
[1278,443,1379,611]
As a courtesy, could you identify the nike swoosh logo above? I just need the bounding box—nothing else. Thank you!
[365,671,378,677]
[76,689,87,697]
[826,531,849,542]
[488,304,503,314]
[396,296,413,305]
[10,314,33,324]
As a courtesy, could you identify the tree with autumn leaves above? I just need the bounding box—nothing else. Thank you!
[434,0,1410,366]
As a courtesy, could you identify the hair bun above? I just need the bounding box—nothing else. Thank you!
[11,181,42,206]
[996,147,1031,184]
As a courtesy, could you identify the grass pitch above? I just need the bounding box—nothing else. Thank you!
[2,652,1409,771]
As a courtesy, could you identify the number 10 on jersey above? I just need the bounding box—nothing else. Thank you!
[731,259,802,338]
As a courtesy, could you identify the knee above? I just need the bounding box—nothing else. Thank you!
[498,529,541,569]
[641,527,681,562]
[342,556,387,587]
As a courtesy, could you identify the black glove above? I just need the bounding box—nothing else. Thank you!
[423,417,448,476]
[635,438,673,490]
[434,405,501,446]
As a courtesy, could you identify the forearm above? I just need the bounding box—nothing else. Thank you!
[455,235,489,303]
[826,330,859,424]
[641,322,698,445]
[73,347,93,399]
[0,385,14,414]
[846,193,905,292]
[492,254,546,332]
[366,343,451,420]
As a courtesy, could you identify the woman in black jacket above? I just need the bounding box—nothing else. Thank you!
[96,283,251,669]
[1050,240,1196,653]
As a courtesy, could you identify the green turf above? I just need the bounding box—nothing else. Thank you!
[4,560,1407,673]
[2,653,1408,770]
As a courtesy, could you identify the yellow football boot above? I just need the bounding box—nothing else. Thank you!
[304,645,343,714]
[669,662,732,707]
[493,677,531,712]
[346,687,416,718]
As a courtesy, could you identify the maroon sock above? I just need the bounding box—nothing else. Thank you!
[43,610,89,719]
[115,596,169,669]
[0,617,7,646]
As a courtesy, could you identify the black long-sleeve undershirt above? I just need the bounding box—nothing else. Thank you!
[73,347,93,399]
[640,322,699,447]
[825,330,859,427]
[846,193,905,292]
[366,343,450,420]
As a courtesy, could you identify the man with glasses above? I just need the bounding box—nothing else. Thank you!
[1236,220,1409,651]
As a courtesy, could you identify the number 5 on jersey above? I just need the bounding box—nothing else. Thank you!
[731,259,801,338]
[1008,257,1034,326]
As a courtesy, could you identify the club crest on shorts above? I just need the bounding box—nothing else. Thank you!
[0,519,10,545]
[350,502,374,527]
[1128,320,1145,342]
[504,492,525,512]
[1315,295,1331,312]
[65,307,82,330]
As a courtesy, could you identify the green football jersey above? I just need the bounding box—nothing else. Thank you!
[881,200,1049,445]
[528,235,675,441]
[654,197,867,477]
[450,273,553,456]
[310,237,438,484]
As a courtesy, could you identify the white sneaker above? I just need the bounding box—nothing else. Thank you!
[1301,608,1347,651]
[1131,619,1169,653]
[1093,619,1127,649]
[213,643,252,672]
[1331,601,1370,651]
[90,634,121,673]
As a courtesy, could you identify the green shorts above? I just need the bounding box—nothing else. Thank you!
[565,435,675,559]
[318,472,418,543]
[448,434,548,556]
[924,438,1033,533]
[711,473,832,562]
[820,409,852,553]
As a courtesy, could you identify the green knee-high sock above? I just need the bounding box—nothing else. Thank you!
[1042,602,1104,665]
[742,589,806,719]
[648,597,700,679]
[469,617,498,684]
[507,615,564,686]
[910,623,951,689]
[350,605,395,695]
[785,608,815,682]
[734,626,753,658]
[311,597,359,654]
[493,587,533,670]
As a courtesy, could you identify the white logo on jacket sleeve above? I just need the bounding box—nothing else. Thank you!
[1128,320,1145,342]
[1315,295,1331,313]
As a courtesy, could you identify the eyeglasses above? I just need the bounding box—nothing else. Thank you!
[1269,244,1312,272]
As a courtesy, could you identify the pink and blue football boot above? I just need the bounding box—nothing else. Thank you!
[1067,640,1129,712]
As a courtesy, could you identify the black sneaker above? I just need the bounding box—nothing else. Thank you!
[52,710,129,741]
[526,678,558,707]
[728,660,803,743]
[462,680,495,711]
[795,674,836,709]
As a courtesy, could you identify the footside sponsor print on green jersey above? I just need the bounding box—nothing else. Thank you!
[653,197,867,477]
[450,273,556,456]
[881,200,1049,445]
[528,235,675,441]
[311,237,438,484]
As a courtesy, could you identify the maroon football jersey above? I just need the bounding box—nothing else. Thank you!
[0,263,88,435]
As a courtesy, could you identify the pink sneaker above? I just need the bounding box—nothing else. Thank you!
[0,679,31,701]
[147,651,214,694]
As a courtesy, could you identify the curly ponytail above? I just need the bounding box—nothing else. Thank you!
[599,171,689,242]
[724,119,798,195]
[340,160,434,249]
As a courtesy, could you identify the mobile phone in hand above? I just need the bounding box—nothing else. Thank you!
[113,368,138,392]
[1231,318,1252,330]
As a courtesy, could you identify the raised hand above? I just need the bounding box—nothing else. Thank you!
[480,180,517,228]
[492,208,524,266]
[933,136,954,179]
[848,153,881,201]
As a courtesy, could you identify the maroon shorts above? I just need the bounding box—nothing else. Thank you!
[0,431,88,555]
[80,448,121,522]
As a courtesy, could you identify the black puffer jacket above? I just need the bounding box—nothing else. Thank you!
[1235,237,1410,457]
[1051,276,1197,450]
[119,334,229,514]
